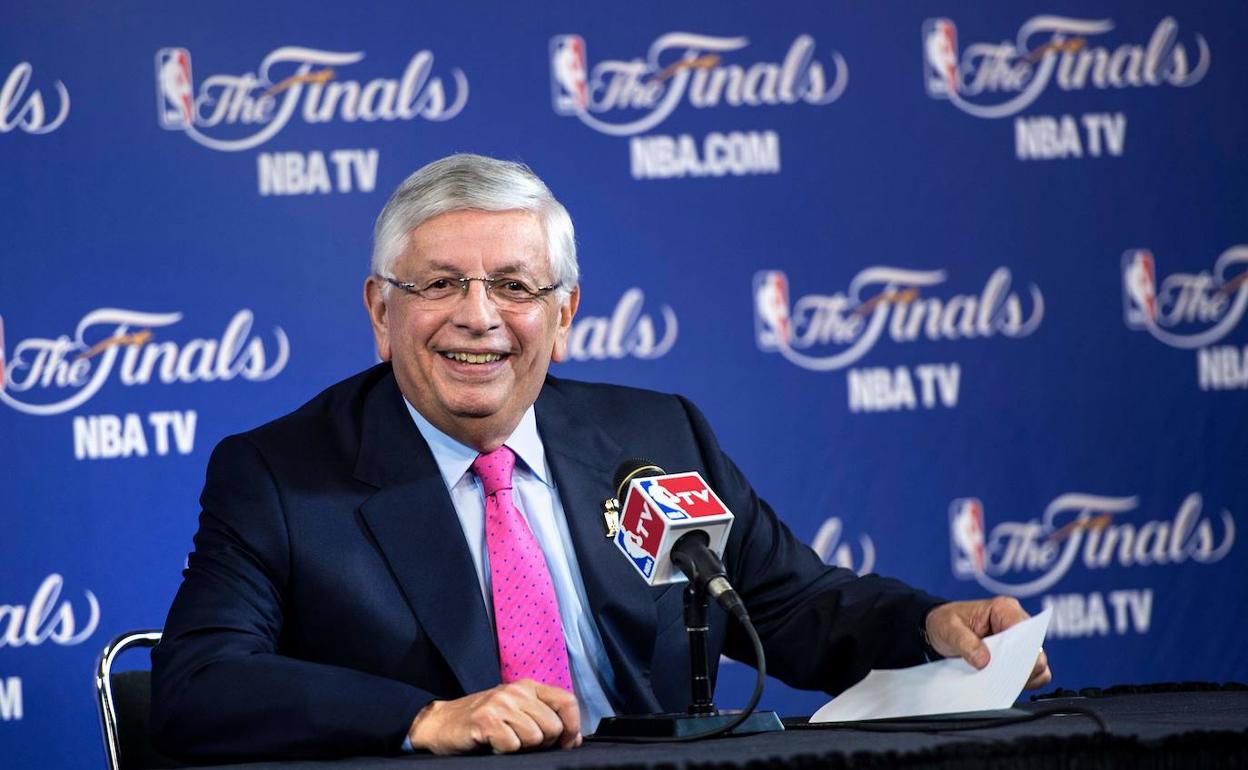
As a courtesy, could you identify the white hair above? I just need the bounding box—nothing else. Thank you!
[371,154,578,293]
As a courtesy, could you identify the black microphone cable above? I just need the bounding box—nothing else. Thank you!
[586,606,768,744]
[592,459,768,743]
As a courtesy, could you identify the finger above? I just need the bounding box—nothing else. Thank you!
[987,597,1029,633]
[499,680,572,749]
[945,618,991,668]
[1025,649,1052,689]
[484,719,523,754]
[503,709,549,750]
[476,687,528,754]
[1033,648,1048,678]
[1025,667,1052,689]
[519,695,566,748]
[534,683,581,747]
[535,682,581,734]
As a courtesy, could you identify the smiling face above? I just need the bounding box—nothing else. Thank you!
[364,208,579,451]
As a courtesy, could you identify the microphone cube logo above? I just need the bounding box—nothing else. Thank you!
[639,478,688,520]
[615,472,733,585]
[949,497,986,577]
[156,47,194,129]
[645,475,730,519]
[922,18,959,98]
[550,35,589,114]
[616,487,665,580]
[1122,249,1159,327]
[753,270,792,351]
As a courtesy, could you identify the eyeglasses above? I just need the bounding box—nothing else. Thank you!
[379,274,560,308]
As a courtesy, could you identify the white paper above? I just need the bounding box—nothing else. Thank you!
[810,607,1051,723]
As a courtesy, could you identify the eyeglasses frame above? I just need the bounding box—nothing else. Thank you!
[378,274,561,305]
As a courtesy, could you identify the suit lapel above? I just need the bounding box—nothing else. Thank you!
[353,374,500,696]
[536,380,663,714]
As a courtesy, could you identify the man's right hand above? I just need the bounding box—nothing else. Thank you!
[407,680,582,755]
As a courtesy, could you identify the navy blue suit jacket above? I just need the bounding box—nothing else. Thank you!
[151,364,942,762]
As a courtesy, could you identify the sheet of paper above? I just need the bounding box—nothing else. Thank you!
[810,607,1051,723]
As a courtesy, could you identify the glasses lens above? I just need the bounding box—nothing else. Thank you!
[404,275,553,306]
[492,279,541,304]
[417,277,461,301]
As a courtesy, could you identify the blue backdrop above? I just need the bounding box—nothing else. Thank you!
[2,2,1246,767]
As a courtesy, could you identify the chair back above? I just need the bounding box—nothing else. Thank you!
[95,630,183,770]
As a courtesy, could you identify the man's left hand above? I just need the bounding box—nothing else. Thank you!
[924,596,1052,689]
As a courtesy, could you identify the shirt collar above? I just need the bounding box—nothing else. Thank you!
[403,399,551,489]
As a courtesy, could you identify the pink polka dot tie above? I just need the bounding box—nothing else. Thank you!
[472,446,574,692]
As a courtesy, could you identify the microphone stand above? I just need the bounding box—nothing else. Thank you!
[684,579,717,716]
[593,577,783,739]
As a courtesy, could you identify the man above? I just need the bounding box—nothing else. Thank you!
[152,154,1050,761]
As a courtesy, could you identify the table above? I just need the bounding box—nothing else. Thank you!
[193,689,1248,769]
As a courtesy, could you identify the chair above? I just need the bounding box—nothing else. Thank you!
[95,629,183,770]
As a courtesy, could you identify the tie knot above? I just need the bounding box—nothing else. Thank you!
[472,445,516,496]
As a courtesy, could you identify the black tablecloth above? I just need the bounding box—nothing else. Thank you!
[191,690,1248,769]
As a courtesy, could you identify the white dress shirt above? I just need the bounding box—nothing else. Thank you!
[404,399,619,733]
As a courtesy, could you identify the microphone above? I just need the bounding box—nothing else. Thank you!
[671,531,747,623]
[609,459,747,622]
[592,459,782,741]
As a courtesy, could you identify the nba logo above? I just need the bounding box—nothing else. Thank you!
[614,471,732,585]
[949,498,986,577]
[1122,249,1158,328]
[550,35,588,114]
[922,18,959,98]
[651,474,728,519]
[753,270,792,351]
[639,479,688,520]
[156,47,195,129]
[615,528,657,579]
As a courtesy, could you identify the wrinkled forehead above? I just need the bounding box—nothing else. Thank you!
[397,209,552,277]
